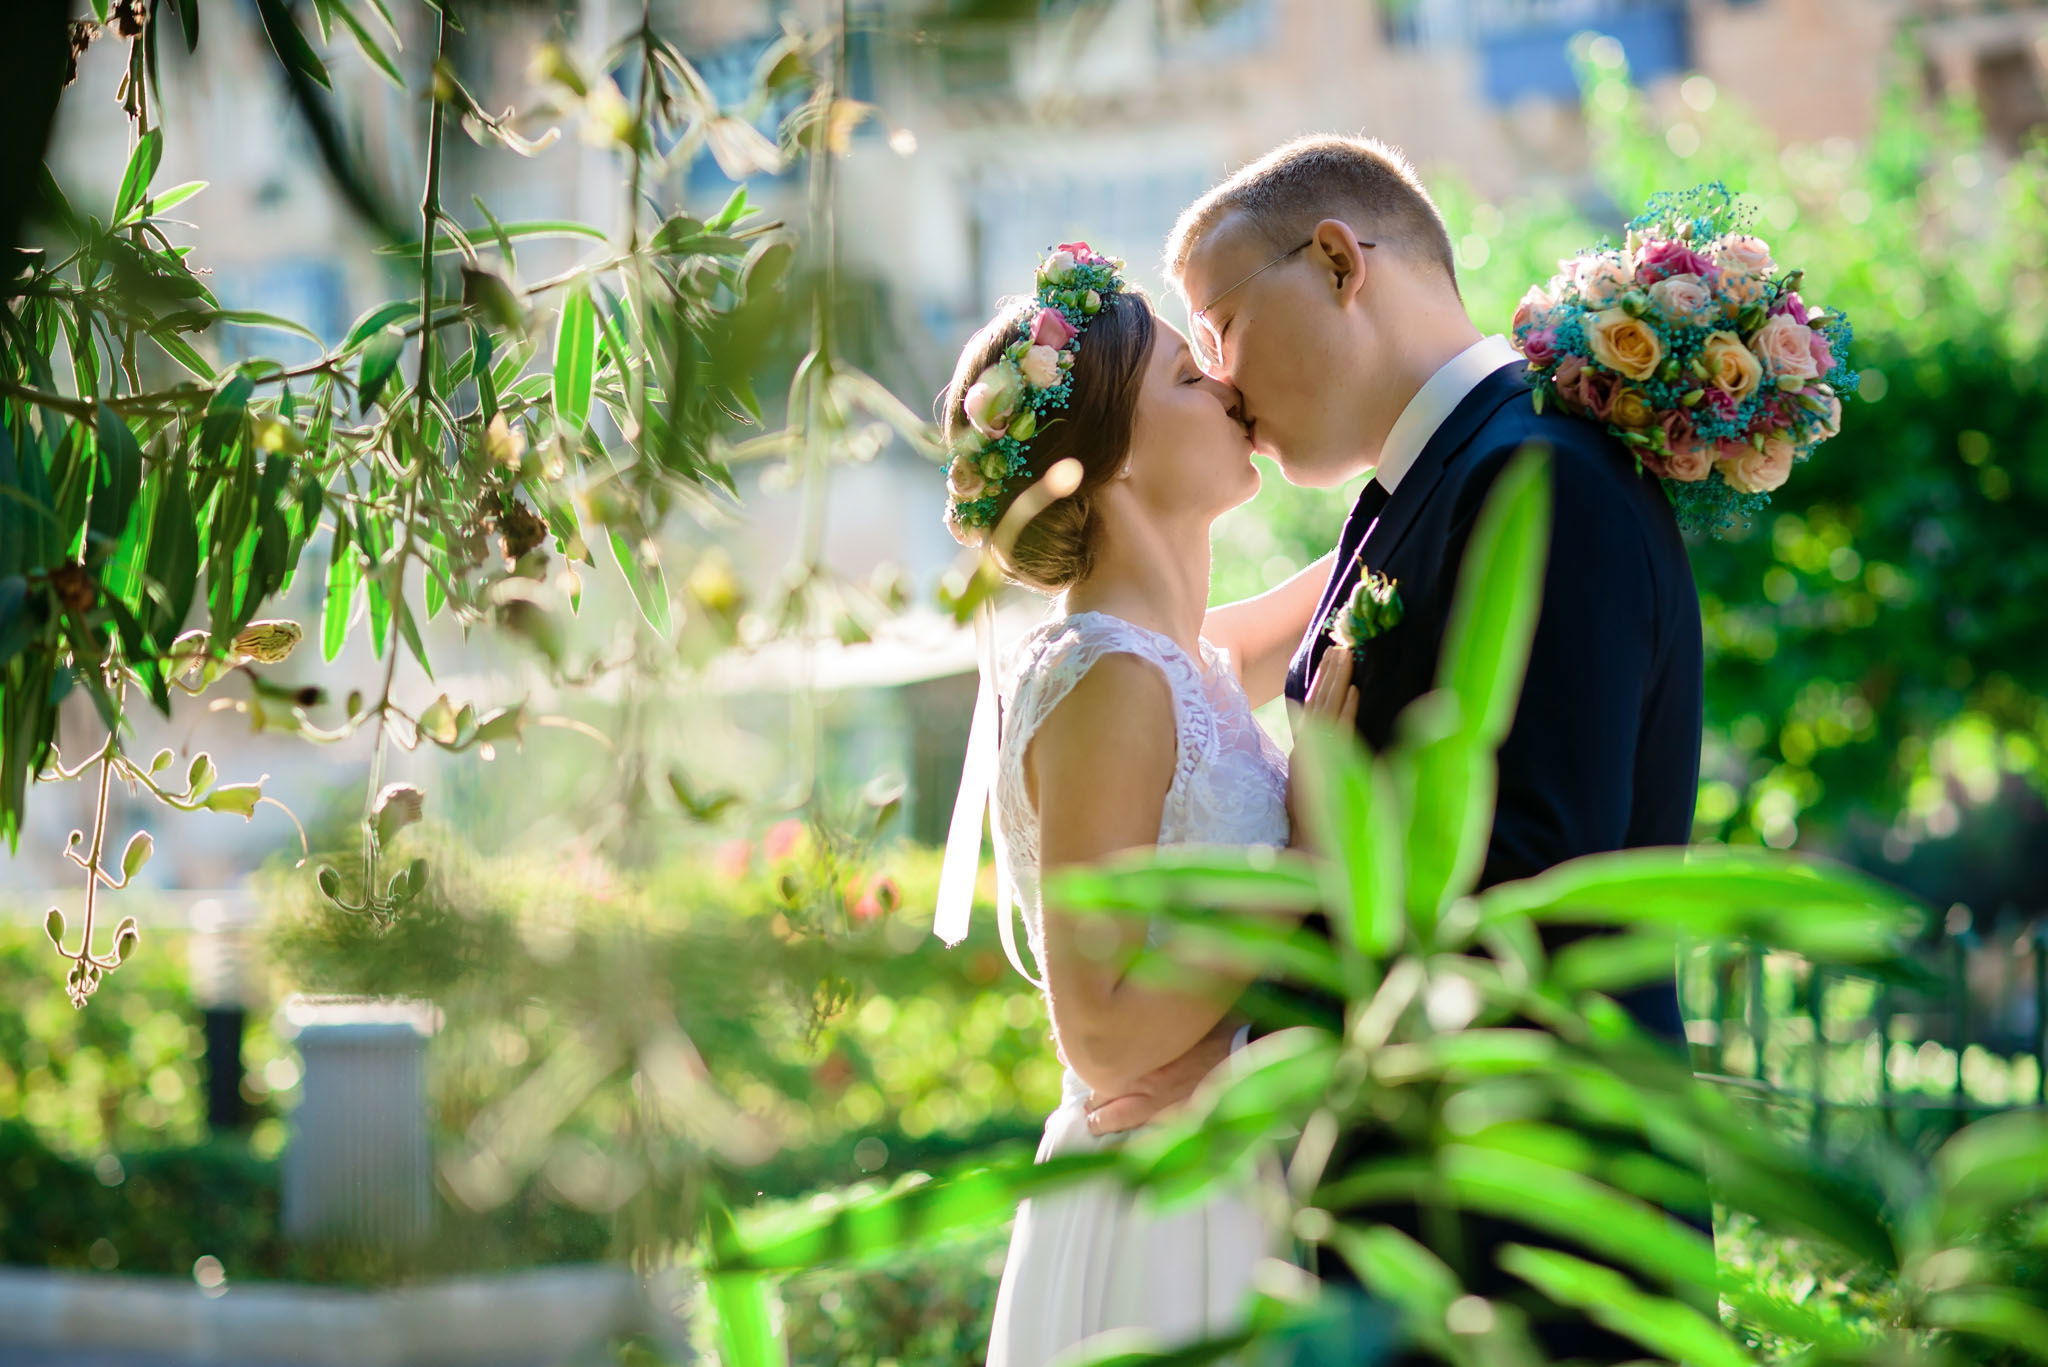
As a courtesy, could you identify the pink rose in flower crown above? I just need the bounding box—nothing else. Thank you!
[1750,314,1821,383]
[963,362,1025,440]
[1029,306,1079,350]
[1648,273,1715,324]
[1636,238,1716,285]
[1717,432,1797,494]
[1020,344,1062,389]
[1571,252,1635,308]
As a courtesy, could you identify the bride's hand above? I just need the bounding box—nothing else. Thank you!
[1286,649,1358,847]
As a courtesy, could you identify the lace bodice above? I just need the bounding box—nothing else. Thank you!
[993,611,1291,1011]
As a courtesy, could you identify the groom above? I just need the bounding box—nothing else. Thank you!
[1083,136,1705,1352]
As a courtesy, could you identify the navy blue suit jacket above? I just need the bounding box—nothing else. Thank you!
[1265,359,1704,1040]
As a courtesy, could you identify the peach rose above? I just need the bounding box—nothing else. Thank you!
[1573,252,1635,308]
[1610,386,1655,428]
[1649,431,1716,483]
[1805,384,1842,438]
[947,453,986,501]
[1648,272,1714,324]
[1749,315,1821,383]
[1020,344,1062,389]
[1513,284,1556,336]
[1699,331,1762,402]
[1717,433,1797,494]
[1585,308,1664,380]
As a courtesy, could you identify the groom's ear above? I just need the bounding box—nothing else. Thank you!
[1308,219,1370,304]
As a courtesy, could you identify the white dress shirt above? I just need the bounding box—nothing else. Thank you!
[1372,333,1525,494]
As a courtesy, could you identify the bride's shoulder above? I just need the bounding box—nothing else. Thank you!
[1004,612,1182,707]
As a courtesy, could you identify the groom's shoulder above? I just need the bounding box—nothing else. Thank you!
[1448,401,1672,540]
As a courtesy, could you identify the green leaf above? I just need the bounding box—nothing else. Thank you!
[114,179,207,227]
[608,528,670,635]
[1325,1224,1460,1327]
[171,0,200,51]
[1498,1245,1751,1367]
[207,309,325,345]
[1042,846,1322,917]
[1388,691,1489,938]
[113,129,164,223]
[553,283,597,432]
[1473,846,1923,962]
[325,1,404,86]
[89,404,145,547]
[203,783,263,820]
[357,326,405,412]
[151,330,217,380]
[253,0,332,90]
[1437,445,1550,748]
[342,301,416,353]
[376,219,606,257]
[1293,714,1402,958]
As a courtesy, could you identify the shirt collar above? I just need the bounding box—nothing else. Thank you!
[1372,333,1525,494]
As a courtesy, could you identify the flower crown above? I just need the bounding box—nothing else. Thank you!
[943,242,1129,548]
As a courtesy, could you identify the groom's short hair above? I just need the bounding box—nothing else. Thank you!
[1166,135,1458,292]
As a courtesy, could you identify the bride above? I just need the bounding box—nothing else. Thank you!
[936,243,1352,1365]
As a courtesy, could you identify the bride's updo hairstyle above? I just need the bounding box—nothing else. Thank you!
[939,243,1153,594]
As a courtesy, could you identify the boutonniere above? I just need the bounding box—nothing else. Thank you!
[1328,570,1403,661]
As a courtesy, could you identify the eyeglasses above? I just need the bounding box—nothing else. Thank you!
[1189,236,1377,376]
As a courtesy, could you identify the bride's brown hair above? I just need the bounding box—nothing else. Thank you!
[939,289,1156,593]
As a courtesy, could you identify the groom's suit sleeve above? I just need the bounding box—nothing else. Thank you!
[1445,435,1661,890]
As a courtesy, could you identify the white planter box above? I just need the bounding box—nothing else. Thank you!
[0,1263,691,1366]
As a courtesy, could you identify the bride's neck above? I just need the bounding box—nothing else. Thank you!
[1062,510,1212,657]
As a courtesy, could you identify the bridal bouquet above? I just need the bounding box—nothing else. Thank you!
[1510,183,1854,536]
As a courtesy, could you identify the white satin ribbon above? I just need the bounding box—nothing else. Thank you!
[933,601,1041,989]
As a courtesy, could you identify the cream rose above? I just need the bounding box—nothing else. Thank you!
[1749,315,1821,383]
[1573,253,1634,308]
[1648,272,1713,324]
[1713,234,1775,279]
[1019,344,1061,390]
[1041,249,1077,283]
[947,454,986,501]
[1717,433,1797,494]
[1585,308,1664,381]
[1699,331,1763,402]
[1609,386,1655,428]
[962,362,1024,439]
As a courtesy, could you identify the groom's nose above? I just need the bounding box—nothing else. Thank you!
[1200,376,1244,422]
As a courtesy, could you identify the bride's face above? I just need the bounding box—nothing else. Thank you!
[1119,319,1258,518]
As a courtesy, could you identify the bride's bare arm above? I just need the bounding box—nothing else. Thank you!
[1029,653,1251,1097]
[1201,551,1336,708]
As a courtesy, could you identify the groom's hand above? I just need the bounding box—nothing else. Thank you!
[1083,1017,1239,1137]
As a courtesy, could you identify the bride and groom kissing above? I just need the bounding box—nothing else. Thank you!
[937,134,1707,1365]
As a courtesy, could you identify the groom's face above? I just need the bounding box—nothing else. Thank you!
[1179,212,1369,488]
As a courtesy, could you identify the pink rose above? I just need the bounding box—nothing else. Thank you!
[1572,252,1634,308]
[1648,429,1716,483]
[1512,284,1556,336]
[1808,329,1836,375]
[1770,290,1810,324]
[1020,344,1062,389]
[1713,234,1775,278]
[1717,433,1797,495]
[1750,315,1821,383]
[1636,239,1716,285]
[1029,306,1078,349]
[1055,240,1096,262]
[1647,273,1714,324]
[962,362,1024,440]
[1520,326,1559,368]
[1805,384,1842,438]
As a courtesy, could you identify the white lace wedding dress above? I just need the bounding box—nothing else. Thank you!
[984,611,1295,1367]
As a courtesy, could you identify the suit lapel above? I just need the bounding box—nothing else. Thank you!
[1357,360,1532,571]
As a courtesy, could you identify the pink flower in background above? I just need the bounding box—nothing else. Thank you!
[849,875,901,922]
[1029,306,1078,349]
[712,839,752,881]
[763,818,804,863]
[1636,239,1715,285]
